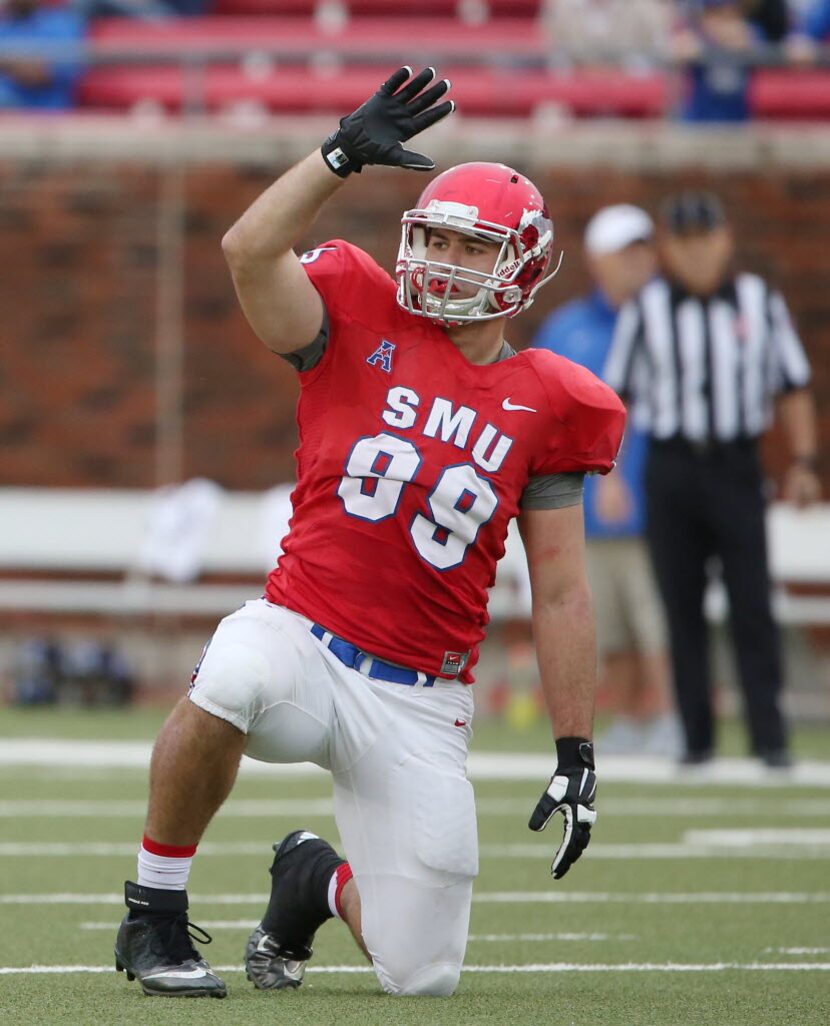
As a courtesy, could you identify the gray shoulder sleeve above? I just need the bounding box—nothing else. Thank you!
[277,306,330,373]
[520,472,585,511]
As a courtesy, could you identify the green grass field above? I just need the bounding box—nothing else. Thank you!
[1,707,829,1026]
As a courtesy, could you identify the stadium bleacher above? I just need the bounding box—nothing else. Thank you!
[85,14,546,60]
[210,1,543,18]
[77,63,668,119]
[2,487,829,629]
[76,9,667,118]
[68,4,830,121]
[1,0,829,119]
[751,68,830,117]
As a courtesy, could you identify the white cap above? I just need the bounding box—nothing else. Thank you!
[584,204,654,256]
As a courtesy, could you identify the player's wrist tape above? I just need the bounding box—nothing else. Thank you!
[321,131,364,178]
[555,736,595,771]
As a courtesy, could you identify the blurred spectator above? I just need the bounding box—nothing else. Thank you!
[69,0,209,18]
[160,0,210,12]
[604,191,820,768]
[12,636,63,705]
[531,205,680,757]
[786,0,830,62]
[794,0,830,36]
[745,0,791,40]
[671,0,762,121]
[11,635,135,707]
[0,0,86,110]
[60,637,136,706]
[97,642,135,707]
[545,0,671,68]
[60,638,106,705]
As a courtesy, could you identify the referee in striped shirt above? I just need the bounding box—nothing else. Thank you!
[604,191,821,768]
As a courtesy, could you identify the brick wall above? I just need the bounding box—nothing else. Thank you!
[2,161,828,490]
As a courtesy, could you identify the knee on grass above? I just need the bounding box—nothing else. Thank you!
[376,960,461,997]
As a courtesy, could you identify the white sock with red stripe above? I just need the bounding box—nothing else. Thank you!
[326,862,353,920]
[137,834,197,891]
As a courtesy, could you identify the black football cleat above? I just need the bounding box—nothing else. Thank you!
[115,881,227,998]
[244,829,346,991]
[244,924,308,991]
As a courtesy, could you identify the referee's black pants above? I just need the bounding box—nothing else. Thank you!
[644,439,787,758]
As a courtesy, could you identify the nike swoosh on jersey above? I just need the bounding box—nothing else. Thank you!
[502,398,537,413]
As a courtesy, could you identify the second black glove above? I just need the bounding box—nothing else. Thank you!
[528,737,597,880]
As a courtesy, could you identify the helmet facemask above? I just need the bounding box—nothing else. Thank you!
[396,198,558,324]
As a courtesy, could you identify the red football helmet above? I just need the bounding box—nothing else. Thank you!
[396,162,559,323]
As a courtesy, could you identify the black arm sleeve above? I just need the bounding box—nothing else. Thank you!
[277,307,330,372]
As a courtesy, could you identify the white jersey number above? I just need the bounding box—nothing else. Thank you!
[338,433,498,570]
[338,434,422,522]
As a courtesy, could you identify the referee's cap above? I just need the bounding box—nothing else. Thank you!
[661,191,727,234]
[584,204,654,256]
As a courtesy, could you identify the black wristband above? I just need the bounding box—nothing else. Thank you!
[791,455,818,472]
[555,736,595,770]
[320,131,364,179]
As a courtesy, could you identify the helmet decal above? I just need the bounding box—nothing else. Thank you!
[424,199,481,223]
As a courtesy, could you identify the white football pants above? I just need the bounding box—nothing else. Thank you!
[188,598,478,996]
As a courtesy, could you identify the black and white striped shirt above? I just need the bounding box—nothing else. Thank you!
[604,274,811,442]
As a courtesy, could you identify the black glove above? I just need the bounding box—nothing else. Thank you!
[321,66,454,178]
[528,737,597,880]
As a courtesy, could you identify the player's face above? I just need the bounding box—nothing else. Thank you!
[425,228,502,298]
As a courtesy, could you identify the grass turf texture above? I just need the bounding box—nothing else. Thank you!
[1,707,829,1025]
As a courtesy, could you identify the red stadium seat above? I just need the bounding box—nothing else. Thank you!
[751,70,830,119]
[346,0,541,14]
[211,1,541,18]
[77,64,668,119]
[88,15,547,63]
[212,0,319,13]
[80,10,677,122]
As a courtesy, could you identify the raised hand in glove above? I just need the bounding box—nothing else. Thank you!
[321,66,454,178]
[529,737,597,880]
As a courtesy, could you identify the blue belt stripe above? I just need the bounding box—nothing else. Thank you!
[310,623,435,687]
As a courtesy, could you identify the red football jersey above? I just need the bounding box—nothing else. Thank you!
[265,241,625,681]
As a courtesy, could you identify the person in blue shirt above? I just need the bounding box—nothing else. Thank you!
[671,0,762,122]
[795,0,830,40]
[0,0,86,110]
[532,204,680,757]
[786,0,830,61]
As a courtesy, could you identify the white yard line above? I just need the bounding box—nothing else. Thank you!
[0,842,286,857]
[2,839,829,859]
[766,947,830,955]
[3,741,830,786]
[0,799,334,818]
[3,891,829,906]
[1,962,829,976]
[467,933,638,942]
[3,797,830,817]
[473,892,830,904]
[78,922,636,941]
[480,841,830,859]
[684,828,830,846]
